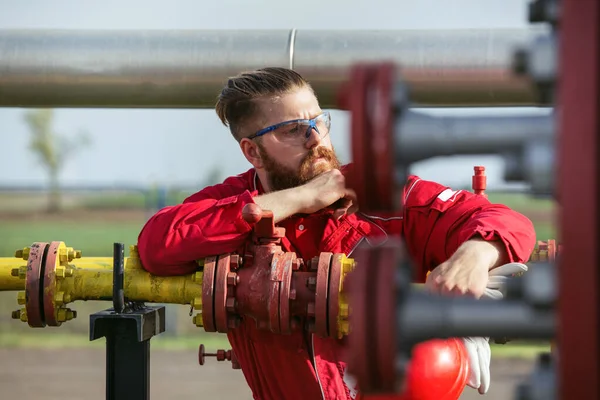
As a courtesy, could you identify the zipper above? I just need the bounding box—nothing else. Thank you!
[311,334,326,400]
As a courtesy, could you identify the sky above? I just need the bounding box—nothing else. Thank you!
[0,0,550,190]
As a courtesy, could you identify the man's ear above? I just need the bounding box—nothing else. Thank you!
[240,138,264,169]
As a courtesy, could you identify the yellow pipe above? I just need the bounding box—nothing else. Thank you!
[0,258,25,290]
[2,243,204,321]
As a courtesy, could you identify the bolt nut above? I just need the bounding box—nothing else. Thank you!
[227,272,239,286]
[227,316,241,329]
[293,259,304,271]
[193,314,204,327]
[55,292,64,306]
[12,308,27,322]
[342,258,354,274]
[339,320,350,337]
[56,308,76,322]
[307,276,317,290]
[226,298,237,312]
[289,289,297,300]
[192,297,202,310]
[230,254,240,270]
[17,291,26,305]
[193,271,204,284]
[14,248,30,260]
[339,303,349,318]
[12,266,26,279]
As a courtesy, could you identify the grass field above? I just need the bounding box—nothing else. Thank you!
[0,191,557,356]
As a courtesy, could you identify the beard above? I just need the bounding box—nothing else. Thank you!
[257,144,341,192]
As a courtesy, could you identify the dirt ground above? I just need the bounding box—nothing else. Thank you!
[0,348,535,400]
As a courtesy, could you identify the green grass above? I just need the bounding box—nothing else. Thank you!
[0,331,231,351]
[485,192,555,214]
[0,220,146,257]
[0,330,549,359]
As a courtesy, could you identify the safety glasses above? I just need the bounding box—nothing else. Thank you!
[247,111,331,145]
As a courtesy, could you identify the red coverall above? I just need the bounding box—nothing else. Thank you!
[137,167,536,400]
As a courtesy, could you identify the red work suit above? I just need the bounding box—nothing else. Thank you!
[137,167,536,400]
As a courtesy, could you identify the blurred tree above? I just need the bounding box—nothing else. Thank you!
[23,109,92,213]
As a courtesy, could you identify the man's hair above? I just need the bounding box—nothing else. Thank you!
[215,67,312,141]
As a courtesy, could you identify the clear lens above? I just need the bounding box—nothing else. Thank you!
[273,113,331,145]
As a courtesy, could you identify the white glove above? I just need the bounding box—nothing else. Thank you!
[462,262,529,394]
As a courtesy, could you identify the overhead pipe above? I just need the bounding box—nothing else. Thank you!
[0,27,549,109]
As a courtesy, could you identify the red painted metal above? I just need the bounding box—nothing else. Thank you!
[346,63,397,214]
[202,205,352,339]
[278,252,295,334]
[201,255,218,332]
[25,242,49,328]
[214,254,230,333]
[314,252,332,337]
[558,1,600,399]
[43,241,60,327]
[374,241,400,393]
[198,343,241,370]
[472,166,487,197]
[328,253,344,339]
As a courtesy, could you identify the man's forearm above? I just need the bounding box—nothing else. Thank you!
[459,238,510,271]
[254,187,306,224]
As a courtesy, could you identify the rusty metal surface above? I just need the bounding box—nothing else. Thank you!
[202,256,218,332]
[315,252,332,337]
[42,241,60,327]
[214,255,231,333]
[328,254,343,339]
[268,253,284,334]
[278,252,295,334]
[25,242,48,328]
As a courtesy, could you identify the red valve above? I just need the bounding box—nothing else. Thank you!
[198,344,241,369]
[472,166,487,198]
[242,203,285,241]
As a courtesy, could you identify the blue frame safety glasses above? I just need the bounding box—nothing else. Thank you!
[247,111,331,145]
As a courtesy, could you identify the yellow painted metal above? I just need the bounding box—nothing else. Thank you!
[0,258,25,290]
[2,242,205,327]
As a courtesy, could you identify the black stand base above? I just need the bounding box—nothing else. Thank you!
[90,305,166,400]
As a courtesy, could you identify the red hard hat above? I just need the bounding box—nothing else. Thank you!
[400,337,470,400]
[362,337,470,400]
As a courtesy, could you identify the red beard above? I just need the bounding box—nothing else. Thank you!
[258,144,341,192]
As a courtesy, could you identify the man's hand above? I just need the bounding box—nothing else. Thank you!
[297,169,359,219]
[425,238,507,299]
[254,169,358,223]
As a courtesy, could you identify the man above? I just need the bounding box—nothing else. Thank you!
[137,67,536,400]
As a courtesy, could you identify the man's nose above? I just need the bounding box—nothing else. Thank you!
[304,126,322,149]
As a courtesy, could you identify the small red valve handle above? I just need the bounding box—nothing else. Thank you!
[242,203,284,240]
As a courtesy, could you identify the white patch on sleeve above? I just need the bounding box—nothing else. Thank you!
[437,189,461,202]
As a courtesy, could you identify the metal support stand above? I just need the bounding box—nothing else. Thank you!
[89,243,166,400]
